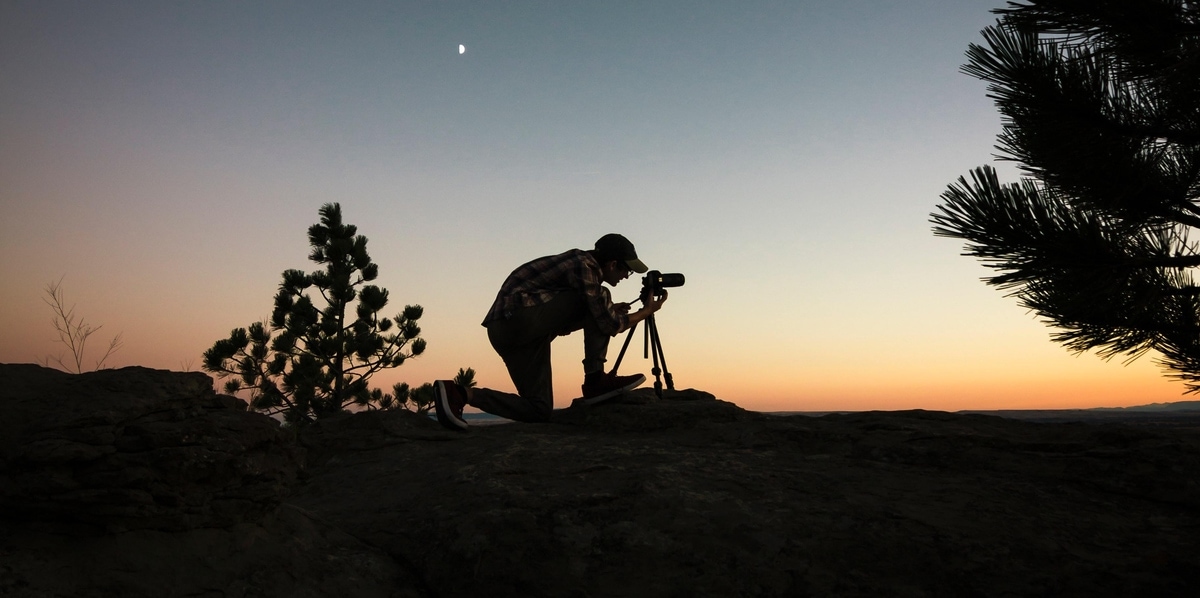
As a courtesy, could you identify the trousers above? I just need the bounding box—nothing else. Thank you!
[471,291,611,422]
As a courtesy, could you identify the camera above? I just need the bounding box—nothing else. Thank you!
[642,270,685,299]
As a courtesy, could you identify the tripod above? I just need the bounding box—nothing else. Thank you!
[610,301,674,398]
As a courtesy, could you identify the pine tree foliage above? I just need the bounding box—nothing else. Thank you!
[454,367,477,389]
[931,0,1200,389]
[203,203,427,422]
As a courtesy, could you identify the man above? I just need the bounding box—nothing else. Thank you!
[433,233,667,430]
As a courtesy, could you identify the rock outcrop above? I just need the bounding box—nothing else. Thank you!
[0,364,300,532]
[296,391,1200,597]
[3,364,1200,597]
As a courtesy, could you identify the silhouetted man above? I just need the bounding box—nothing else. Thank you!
[433,233,667,429]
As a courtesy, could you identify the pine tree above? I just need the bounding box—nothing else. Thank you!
[931,1,1200,390]
[203,203,426,422]
[383,368,474,416]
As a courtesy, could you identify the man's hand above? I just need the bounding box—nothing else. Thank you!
[645,290,668,313]
[614,302,632,315]
[619,291,667,333]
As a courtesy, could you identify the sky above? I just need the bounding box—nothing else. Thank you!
[1,0,1191,413]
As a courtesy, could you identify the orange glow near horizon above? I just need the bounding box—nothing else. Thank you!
[2,315,1190,415]
[1,243,1190,415]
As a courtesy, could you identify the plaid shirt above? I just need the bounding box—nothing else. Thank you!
[482,249,628,336]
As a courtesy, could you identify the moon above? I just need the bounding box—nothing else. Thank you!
[459,44,465,54]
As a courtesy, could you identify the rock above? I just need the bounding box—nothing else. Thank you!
[0,364,301,533]
[297,406,452,467]
[552,388,752,432]
[0,504,418,598]
[4,364,1200,596]
[294,402,1200,597]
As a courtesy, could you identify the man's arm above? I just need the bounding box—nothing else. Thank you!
[617,291,667,334]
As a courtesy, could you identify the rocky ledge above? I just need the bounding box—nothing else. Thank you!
[2,365,1199,597]
[0,364,300,533]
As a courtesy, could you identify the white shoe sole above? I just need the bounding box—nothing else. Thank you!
[579,374,646,406]
[434,381,469,430]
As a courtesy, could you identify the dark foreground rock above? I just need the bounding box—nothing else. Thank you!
[0,364,412,597]
[0,504,414,598]
[0,364,300,532]
[3,365,1200,597]
[295,392,1200,597]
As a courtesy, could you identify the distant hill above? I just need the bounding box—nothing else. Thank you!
[961,400,1200,426]
[1091,400,1200,412]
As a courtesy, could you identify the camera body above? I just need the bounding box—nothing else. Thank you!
[641,270,685,300]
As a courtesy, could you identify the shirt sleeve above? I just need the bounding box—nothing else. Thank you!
[575,256,628,336]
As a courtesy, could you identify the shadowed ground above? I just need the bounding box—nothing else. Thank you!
[3,366,1198,597]
[292,389,1200,597]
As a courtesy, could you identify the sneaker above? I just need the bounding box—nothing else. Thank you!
[579,372,646,405]
[434,380,469,430]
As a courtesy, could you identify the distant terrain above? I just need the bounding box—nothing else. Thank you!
[1090,400,1200,411]
[962,399,1200,427]
[775,399,1200,427]
[3,364,1199,597]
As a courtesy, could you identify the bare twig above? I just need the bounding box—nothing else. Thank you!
[41,277,123,373]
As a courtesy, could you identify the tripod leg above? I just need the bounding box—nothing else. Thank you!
[648,315,675,392]
[645,315,663,398]
[610,321,638,375]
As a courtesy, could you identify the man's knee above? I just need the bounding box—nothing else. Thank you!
[510,400,552,423]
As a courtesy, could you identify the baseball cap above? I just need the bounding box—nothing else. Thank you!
[594,233,648,273]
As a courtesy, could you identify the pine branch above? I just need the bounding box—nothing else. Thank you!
[934,1,1200,388]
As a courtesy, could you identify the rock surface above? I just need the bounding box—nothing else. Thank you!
[4,365,1200,597]
[296,390,1200,597]
[0,504,417,598]
[0,364,300,533]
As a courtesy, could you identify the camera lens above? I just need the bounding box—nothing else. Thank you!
[658,273,685,288]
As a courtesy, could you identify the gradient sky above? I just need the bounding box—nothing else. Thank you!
[1,0,1189,412]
